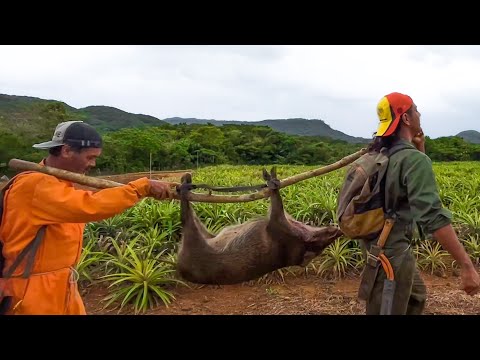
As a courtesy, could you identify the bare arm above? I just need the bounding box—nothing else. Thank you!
[433,224,480,295]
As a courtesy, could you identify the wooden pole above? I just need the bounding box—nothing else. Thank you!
[8,159,125,188]
[8,148,366,203]
[149,151,152,179]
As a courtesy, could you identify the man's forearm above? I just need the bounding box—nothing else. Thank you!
[433,224,474,268]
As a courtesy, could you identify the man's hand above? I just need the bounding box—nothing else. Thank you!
[148,180,179,200]
[433,224,480,296]
[460,266,480,296]
[412,129,426,153]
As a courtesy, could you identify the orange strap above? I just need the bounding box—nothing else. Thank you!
[375,217,395,280]
[376,218,395,248]
[379,253,394,281]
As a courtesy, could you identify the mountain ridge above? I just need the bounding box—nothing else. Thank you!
[162,117,371,143]
[0,93,478,144]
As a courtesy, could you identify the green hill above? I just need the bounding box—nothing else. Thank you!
[0,93,371,143]
[456,130,480,144]
[2,93,476,147]
[0,94,167,140]
[1,93,480,175]
[79,106,166,132]
[0,94,84,141]
[163,117,371,144]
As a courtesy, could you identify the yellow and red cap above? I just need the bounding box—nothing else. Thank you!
[375,92,413,137]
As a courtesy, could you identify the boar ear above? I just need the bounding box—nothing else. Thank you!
[270,166,277,180]
[181,173,192,184]
[262,168,270,181]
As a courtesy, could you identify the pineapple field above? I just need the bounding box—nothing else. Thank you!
[78,162,480,315]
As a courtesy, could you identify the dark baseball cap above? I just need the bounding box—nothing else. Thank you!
[33,121,103,149]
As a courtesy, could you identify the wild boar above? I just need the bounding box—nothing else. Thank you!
[176,168,343,285]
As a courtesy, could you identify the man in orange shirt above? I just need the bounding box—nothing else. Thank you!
[0,120,176,315]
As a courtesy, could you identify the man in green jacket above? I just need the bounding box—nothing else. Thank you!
[360,92,480,315]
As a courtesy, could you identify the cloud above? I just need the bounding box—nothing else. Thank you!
[0,45,478,138]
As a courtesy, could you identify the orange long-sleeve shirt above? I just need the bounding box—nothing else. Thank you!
[0,171,151,315]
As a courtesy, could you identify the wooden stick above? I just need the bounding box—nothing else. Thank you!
[8,159,126,188]
[279,148,367,188]
[8,148,367,203]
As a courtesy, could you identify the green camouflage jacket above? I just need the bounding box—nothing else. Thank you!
[383,139,452,252]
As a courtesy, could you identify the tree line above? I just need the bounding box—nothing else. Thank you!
[1,104,479,176]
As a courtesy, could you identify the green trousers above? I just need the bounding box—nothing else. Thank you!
[361,246,427,315]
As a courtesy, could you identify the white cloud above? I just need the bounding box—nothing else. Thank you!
[0,45,479,138]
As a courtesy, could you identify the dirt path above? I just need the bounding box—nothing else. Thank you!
[82,272,480,315]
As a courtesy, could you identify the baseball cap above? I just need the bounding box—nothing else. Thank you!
[375,92,413,137]
[33,121,103,149]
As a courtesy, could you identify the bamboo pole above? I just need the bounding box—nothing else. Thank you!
[8,147,367,203]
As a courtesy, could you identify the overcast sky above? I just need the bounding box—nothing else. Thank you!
[0,45,479,139]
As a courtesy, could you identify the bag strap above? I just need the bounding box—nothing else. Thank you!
[376,142,413,249]
[386,142,413,158]
[3,226,46,279]
[1,171,42,224]
[0,177,18,221]
[0,176,20,278]
[0,171,39,218]
[1,171,48,279]
[0,172,47,314]
[0,225,45,315]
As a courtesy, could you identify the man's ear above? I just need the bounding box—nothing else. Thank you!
[60,145,73,159]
